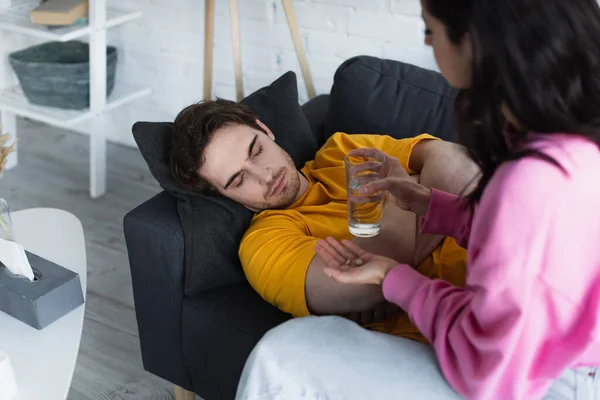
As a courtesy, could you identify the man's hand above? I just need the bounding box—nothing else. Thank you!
[343,302,402,325]
[316,238,398,286]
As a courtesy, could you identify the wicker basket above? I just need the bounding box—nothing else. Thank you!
[8,40,117,110]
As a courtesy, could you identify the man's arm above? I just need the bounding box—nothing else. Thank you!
[305,254,385,315]
[409,139,480,195]
[409,139,480,264]
[240,213,387,317]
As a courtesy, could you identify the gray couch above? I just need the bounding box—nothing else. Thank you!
[124,55,457,400]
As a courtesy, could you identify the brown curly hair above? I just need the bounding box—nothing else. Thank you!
[169,99,266,193]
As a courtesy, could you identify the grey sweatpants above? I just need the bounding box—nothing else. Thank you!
[236,316,600,400]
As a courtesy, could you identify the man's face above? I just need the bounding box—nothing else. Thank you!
[199,121,301,212]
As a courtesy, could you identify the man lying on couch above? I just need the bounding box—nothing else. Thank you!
[169,99,479,343]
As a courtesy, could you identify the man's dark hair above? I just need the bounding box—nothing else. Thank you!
[170,99,265,193]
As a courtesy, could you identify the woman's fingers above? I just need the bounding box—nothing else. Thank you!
[358,178,393,195]
[348,147,391,163]
[349,162,382,176]
[349,174,385,194]
[359,177,412,200]
[348,148,408,178]
[347,193,386,204]
[348,148,381,159]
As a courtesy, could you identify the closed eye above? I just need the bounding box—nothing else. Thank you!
[233,145,263,188]
[236,174,245,187]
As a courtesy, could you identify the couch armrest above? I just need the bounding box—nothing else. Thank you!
[182,283,291,400]
[123,191,193,390]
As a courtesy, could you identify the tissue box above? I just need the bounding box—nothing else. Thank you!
[0,251,84,330]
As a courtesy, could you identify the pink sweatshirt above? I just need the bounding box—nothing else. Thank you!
[382,133,600,399]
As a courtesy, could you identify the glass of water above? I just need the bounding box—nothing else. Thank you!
[344,152,385,237]
[0,198,14,241]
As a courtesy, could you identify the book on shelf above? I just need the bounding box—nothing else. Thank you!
[30,0,88,26]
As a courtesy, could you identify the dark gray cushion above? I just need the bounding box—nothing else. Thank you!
[132,121,195,197]
[326,55,458,142]
[132,71,317,297]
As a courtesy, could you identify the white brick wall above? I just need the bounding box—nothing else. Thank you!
[8,0,438,147]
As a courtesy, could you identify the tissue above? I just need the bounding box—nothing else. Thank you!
[0,238,34,281]
[0,351,17,400]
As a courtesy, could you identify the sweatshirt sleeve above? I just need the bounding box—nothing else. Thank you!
[382,160,555,399]
[420,189,473,248]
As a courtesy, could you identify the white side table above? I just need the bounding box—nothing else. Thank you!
[0,208,87,400]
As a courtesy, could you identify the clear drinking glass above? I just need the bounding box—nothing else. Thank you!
[0,198,15,241]
[344,153,385,237]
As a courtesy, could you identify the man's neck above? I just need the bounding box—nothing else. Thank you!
[294,171,310,203]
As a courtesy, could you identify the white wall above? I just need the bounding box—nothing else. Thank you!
[107,0,437,147]
[6,0,437,148]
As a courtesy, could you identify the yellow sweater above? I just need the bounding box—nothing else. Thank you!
[239,133,466,343]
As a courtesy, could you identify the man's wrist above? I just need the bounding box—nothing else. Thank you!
[410,183,432,217]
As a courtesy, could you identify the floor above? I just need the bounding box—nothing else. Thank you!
[1,119,200,399]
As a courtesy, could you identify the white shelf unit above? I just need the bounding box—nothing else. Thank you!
[0,2,142,41]
[0,83,150,129]
[0,0,151,198]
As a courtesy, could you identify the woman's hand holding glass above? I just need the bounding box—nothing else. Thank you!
[319,149,434,285]
[348,148,432,217]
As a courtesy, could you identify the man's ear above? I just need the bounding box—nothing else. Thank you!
[256,119,275,141]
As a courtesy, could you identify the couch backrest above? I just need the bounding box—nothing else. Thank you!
[325,55,458,144]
